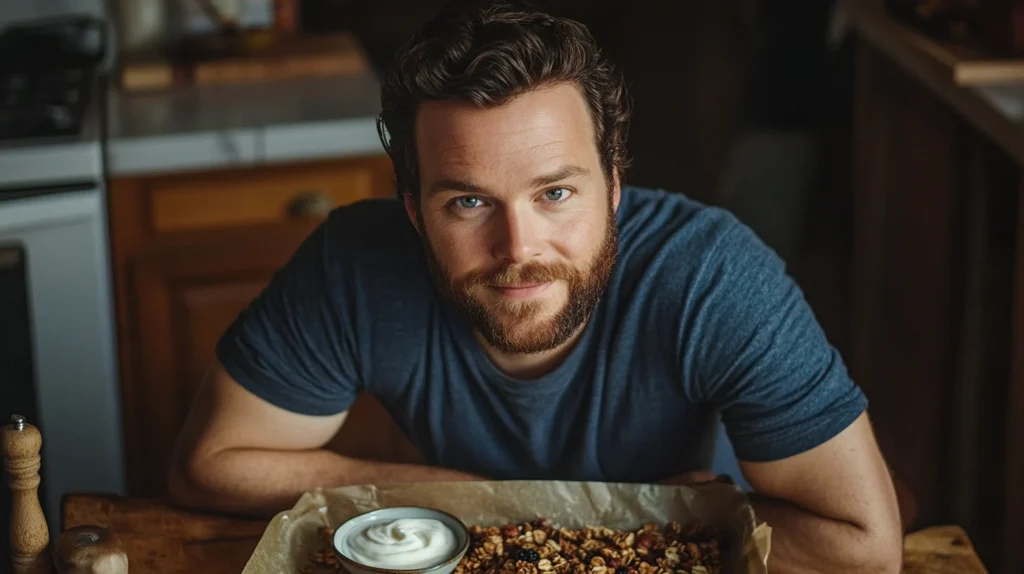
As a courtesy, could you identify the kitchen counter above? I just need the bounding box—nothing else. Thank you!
[845,0,1024,164]
[104,72,386,176]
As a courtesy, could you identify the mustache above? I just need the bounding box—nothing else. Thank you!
[460,261,579,288]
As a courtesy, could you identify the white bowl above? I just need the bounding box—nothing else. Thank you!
[332,507,470,574]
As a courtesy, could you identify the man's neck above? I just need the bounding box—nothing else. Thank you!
[474,324,587,380]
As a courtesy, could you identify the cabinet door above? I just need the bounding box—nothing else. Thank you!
[124,229,417,497]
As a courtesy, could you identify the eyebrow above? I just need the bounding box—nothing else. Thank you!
[530,165,590,188]
[427,165,591,196]
[427,177,485,196]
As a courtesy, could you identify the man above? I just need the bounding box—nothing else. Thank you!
[167,1,903,571]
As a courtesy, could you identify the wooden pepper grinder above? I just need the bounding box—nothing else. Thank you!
[2,414,51,574]
[2,415,129,574]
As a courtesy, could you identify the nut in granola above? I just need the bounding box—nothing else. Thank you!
[662,547,680,566]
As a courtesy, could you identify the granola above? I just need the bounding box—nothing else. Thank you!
[454,519,722,574]
[306,520,723,574]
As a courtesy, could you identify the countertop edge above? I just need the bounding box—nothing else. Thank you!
[104,116,384,178]
[847,0,1024,165]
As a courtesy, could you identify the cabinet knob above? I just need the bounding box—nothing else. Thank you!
[287,190,333,219]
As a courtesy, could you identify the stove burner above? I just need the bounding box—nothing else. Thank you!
[0,69,92,140]
[0,15,105,141]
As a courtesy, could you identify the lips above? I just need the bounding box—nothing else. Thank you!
[490,282,552,300]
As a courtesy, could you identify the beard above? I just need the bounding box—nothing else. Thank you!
[420,201,618,355]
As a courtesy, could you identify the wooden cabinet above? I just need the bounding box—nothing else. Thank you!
[144,159,385,234]
[851,43,1024,572]
[108,154,420,497]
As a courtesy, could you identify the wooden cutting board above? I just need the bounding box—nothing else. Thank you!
[118,32,370,92]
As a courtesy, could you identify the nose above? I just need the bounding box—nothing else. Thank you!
[492,205,541,264]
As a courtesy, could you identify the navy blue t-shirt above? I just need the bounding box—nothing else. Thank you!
[216,186,867,482]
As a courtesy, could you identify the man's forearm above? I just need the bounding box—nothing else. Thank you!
[168,447,483,517]
[750,494,902,574]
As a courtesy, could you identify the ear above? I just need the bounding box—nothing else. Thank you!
[403,193,422,235]
[611,168,622,213]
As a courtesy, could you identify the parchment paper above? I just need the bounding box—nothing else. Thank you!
[241,481,771,574]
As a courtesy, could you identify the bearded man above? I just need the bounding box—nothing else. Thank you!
[168,2,903,572]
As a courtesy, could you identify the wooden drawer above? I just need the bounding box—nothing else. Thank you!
[107,154,400,497]
[144,155,393,234]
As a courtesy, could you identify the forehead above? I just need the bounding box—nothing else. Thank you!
[414,83,600,186]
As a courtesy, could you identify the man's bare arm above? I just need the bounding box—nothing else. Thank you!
[739,412,903,574]
[167,363,483,518]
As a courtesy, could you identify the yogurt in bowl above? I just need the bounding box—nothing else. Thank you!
[333,507,470,574]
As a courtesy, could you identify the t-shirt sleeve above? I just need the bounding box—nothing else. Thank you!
[684,213,868,462]
[215,218,363,416]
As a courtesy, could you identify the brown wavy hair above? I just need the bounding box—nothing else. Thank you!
[376,0,632,200]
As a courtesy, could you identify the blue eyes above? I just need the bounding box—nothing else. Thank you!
[450,188,571,212]
[456,196,483,209]
[544,188,569,202]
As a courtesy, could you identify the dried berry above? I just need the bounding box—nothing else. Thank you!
[518,548,541,563]
[615,567,629,574]
[504,525,521,539]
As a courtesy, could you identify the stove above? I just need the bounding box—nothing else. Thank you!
[0,15,109,189]
[0,15,106,142]
[0,15,126,564]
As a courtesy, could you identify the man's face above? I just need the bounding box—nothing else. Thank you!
[409,82,620,355]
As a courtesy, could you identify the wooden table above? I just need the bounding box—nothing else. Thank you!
[61,494,989,574]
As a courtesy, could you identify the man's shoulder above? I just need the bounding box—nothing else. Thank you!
[617,185,754,260]
[614,185,788,317]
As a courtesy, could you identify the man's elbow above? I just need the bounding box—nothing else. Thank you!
[846,520,903,574]
[855,539,902,574]
[166,449,215,511]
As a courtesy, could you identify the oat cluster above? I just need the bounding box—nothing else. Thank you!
[455,519,722,574]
